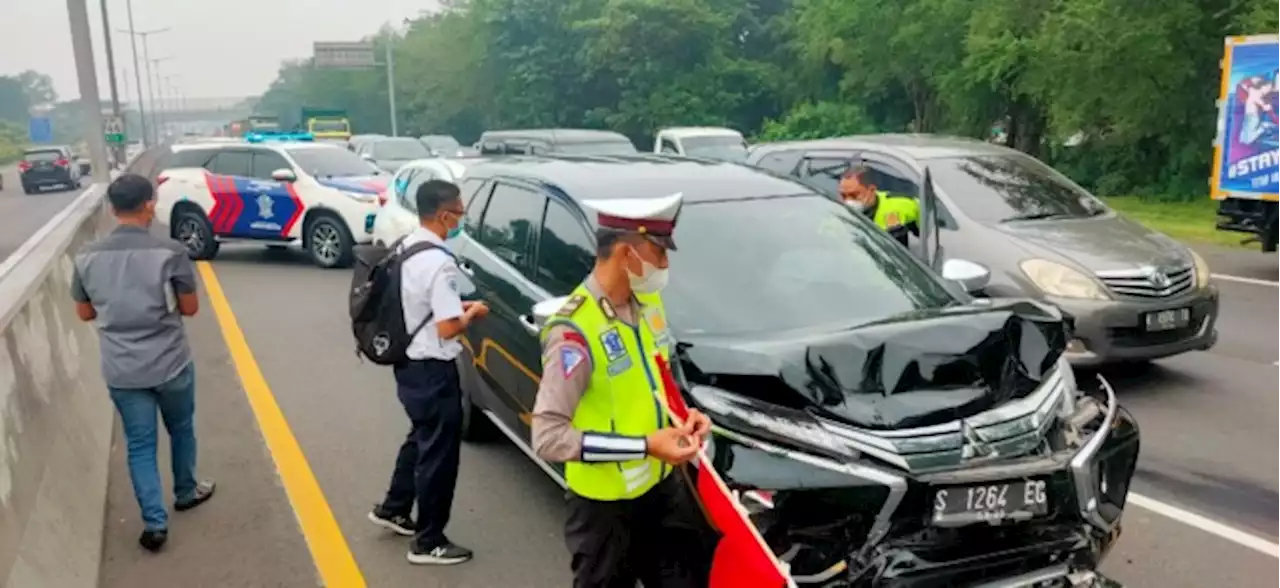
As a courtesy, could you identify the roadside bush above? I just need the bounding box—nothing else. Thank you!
[756,101,878,142]
[0,121,24,164]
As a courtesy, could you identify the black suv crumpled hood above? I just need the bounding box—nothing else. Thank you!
[677,299,1068,430]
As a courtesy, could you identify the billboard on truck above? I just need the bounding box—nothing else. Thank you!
[1211,35,1279,201]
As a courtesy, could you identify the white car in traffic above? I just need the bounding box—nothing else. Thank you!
[371,158,473,246]
[154,135,389,268]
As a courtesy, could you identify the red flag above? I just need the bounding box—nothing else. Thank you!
[654,354,792,588]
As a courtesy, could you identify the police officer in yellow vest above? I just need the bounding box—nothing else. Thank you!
[532,191,715,588]
[839,164,920,246]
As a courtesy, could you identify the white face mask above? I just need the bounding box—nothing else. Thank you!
[627,250,669,294]
[847,199,871,213]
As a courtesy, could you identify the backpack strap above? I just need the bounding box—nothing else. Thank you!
[396,240,458,339]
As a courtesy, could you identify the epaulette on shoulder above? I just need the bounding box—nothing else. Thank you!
[556,294,587,317]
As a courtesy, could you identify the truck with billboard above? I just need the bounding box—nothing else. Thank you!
[300,108,352,143]
[1211,34,1279,252]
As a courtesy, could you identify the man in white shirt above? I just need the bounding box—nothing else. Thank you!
[367,179,489,566]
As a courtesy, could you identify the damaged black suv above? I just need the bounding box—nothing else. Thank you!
[450,155,1140,587]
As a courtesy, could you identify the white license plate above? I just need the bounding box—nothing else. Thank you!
[932,479,1049,526]
[1144,308,1190,332]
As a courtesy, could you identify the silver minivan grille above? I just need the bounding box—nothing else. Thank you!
[1095,265,1193,299]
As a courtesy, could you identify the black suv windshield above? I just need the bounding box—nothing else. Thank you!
[666,194,956,336]
[285,146,379,177]
[373,138,431,160]
[931,155,1108,223]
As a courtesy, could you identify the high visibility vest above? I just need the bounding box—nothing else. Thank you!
[873,190,920,231]
[542,283,673,501]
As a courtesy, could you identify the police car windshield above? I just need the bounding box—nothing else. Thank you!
[665,194,956,336]
[931,155,1108,223]
[285,146,379,177]
[373,138,432,160]
[681,136,748,163]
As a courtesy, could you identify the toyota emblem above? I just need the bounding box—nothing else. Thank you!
[1148,268,1170,288]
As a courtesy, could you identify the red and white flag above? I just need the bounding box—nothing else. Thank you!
[653,354,795,588]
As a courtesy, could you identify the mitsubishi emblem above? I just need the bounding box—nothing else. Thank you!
[960,421,997,461]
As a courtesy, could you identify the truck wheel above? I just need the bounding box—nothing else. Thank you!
[174,209,220,260]
[306,215,354,268]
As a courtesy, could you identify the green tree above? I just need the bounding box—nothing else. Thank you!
[0,77,30,124]
[16,70,57,106]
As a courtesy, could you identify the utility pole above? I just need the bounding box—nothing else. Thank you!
[119,23,169,145]
[66,0,109,183]
[99,0,123,167]
[384,33,398,136]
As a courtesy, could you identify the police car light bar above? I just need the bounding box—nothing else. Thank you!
[244,131,315,143]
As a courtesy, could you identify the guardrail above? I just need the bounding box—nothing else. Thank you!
[0,184,113,588]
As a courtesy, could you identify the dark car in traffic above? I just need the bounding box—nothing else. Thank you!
[746,135,1219,367]
[446,154,1138,587]
[18,145,84,193]
[477,129,637,156]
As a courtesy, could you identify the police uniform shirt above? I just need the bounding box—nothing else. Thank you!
[398,227,465,361]
[531,275,642,463]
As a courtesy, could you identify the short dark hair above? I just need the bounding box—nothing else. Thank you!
[107,173,154,213]
[842,164,871,182]
[415,179,462,218]
[596,228,645,259]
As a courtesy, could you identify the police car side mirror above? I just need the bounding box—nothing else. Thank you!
[941,258,991,293]
[271,168,297,182]
[531,296,571,330]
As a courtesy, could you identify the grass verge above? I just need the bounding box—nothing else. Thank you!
[1102,196,1249,249]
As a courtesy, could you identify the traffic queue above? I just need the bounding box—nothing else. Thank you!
[128,128,1161,586]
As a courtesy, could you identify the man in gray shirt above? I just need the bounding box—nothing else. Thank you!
[71,173,215,552]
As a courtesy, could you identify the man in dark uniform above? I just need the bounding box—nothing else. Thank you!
[531,192,716,588]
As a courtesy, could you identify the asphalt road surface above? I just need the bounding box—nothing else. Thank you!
[0,165,84,262]
[93,243,1276,587]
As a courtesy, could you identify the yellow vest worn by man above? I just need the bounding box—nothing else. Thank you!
[541,283,674,501]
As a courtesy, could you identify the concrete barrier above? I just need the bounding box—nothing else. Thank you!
[0,185,113,588]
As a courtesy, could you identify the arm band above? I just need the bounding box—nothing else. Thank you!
[581,432,647,462]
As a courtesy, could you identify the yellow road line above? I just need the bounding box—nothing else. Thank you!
[197,261,366,588]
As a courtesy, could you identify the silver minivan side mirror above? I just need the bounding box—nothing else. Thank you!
[531,296,571,330]
[941,258,991,293]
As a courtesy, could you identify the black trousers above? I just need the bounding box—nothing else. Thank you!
[565,472,716,588]
[380,358,463,550]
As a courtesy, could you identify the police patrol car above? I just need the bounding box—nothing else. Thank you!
[154,131,389,268]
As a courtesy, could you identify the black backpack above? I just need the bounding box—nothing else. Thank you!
[349,237,453,365]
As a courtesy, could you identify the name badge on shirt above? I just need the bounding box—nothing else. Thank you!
[600,327,633,376]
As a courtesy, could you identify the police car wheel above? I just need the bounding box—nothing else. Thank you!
[459,357,497,442]
[175,210,219,260]
[306,216,354,269]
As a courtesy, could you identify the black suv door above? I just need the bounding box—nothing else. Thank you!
[452,178,550,438]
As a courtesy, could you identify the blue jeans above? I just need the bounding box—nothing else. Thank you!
[109,362,198,531]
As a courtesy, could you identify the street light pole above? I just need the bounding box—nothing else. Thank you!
[120,0,156,147]
[66,0,109,183]
[99,0,123,167]
[384,33,398,137]
[119,24,169,145]
[150,56,171,141]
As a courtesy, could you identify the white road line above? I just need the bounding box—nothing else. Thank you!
[1212,273,1279,286]
[1128,492,1280,558]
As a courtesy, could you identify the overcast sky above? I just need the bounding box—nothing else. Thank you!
[0,0,442,101]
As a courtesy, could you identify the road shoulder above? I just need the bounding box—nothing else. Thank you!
[97,281,317,587]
